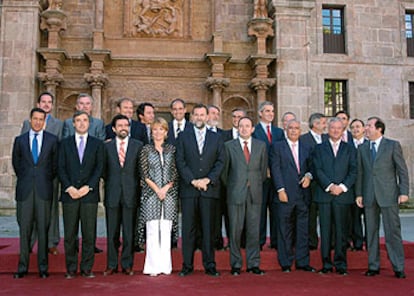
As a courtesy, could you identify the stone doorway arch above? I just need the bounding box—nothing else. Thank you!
[222,95,254,129]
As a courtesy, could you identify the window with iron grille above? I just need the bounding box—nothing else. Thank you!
[322,6,345,54]
[324,80,347,116]
[405,11,414,57]
[409,82,414,119]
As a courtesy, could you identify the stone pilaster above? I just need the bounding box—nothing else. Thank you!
[84,50,111,118]
[248,55,277,105]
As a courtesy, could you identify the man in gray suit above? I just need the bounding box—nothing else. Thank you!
[21,91,63,255]
[62,93,105,140]
[355,116,409,279]
[222,117,267,276]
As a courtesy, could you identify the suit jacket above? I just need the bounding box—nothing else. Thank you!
[299,131,328,149]
[176,127,225,199]
[21,115,63,140]
[221,129,234,143]
[62,116,105,140]
[166,120,193,146]
[312,140,357,204]
[270,139,313,205]
[103,138,143,208]
[221,138,267,205]
[252,123,284,154]
[355,138,409,207]
[12,131,58,201]
[105,119,147,143]
[58,135,104,203]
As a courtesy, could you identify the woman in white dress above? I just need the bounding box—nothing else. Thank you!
[140,117,178,276]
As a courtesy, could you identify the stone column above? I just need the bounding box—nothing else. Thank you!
[93,0,104,49]
[37,49,67,108]
[205,51,231,127]
[40,6,67,49]
[0,0,41,205]
[84,50,111,118]
[248,10,276,107]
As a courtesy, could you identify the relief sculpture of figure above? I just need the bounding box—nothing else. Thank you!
[254,0,268,19]
[48,0,63,10]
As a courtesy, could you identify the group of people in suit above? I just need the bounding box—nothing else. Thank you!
[11,92,409,280]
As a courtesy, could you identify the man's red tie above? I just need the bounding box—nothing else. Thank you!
[243,141,250,164]
[266,125,272,143]
[119,141,126,167]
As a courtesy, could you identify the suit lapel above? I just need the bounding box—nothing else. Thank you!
[233,140,248,167]
[23,133,35,165]
[109,140,121,168]
[257,124,269,145]
[375,138,387,161]
[69,136,82,164]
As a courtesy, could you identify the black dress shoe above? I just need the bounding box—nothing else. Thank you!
[336,269,348,276]
[365,269,380,277]
[39,271,49,278]
[282,266,291,273]
[122,268,134,276]
[13,272,27,279]
[178,267,193,277]
[94,247,103,254]
[309,245,318,251]
[103,268,117,276]
[296,265,316,272]
[231,268,241,276]
[247,267,265,275]
[205,268,220,277]
[65,271,76,279]
[81,270,95,278]
[318,268,333,274]
[134,245,145,253]
[395,271,406,279]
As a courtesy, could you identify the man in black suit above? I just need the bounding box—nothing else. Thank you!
[136,102,155,144]
[312,117,357,275]
[105,97,147,143]
[166,98,192,146]
[176,104,225,277]
[349,119,367,251]
[222,107,246,142]
[252,101,284,250]
[299,112,327,250]
[222,116,267,276]
[21,92,63,256]
[356,117,409,279]
[59,111,104,279]
[103,114,143,276]
[281,111,297,138]
[12,108,58,279]
[270,119,315,273]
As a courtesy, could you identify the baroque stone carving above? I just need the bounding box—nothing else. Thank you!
[125,0,183,37]
[253,0,268,19]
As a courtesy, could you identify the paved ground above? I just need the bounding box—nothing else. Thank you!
[1,212,414,242]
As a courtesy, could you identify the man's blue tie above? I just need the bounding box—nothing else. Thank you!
[371,141,377,161]
[32,133,39,164]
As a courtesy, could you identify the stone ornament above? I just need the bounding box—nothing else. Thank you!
[253,0,268,19]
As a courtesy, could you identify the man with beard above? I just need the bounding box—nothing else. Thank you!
[176,104,225,277]
[102,114,143,276]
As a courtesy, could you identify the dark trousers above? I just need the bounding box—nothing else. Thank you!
[63,201,98,272]
[277,200,310,268]
[105,206,136,270]
[214,187,229,249]
[228,191,261,269]
[350,204,365,249]
[318,202,350,270]
[181,196,216,270]
[16,193,51,273]
[308,201,319,248]
[260,178,278,247]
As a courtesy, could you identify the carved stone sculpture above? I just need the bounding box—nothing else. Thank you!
[47,0,63,10]
[253,0,268,19]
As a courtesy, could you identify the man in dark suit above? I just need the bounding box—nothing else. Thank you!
[167,98,192,145]
[59,111,104,279]
[176,104,225,277]
[312,117,357,275]
[105,97,147,143]
[335,110,353,144]
[136,102,155,145]
[355,117,409,279]
[62,93,105,140]
[252,101,284,250]
[102,114,143,276]
[299,112,327,250]
[222,116,267,276]
[21,91,63,255]
[221,107,246,142]
[270,119,315,273]
[12,108,58,279]
[349,118,367,251]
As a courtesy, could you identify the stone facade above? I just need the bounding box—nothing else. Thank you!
[0,0,413,208]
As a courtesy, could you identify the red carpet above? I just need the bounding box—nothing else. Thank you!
[1,238,414,295]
